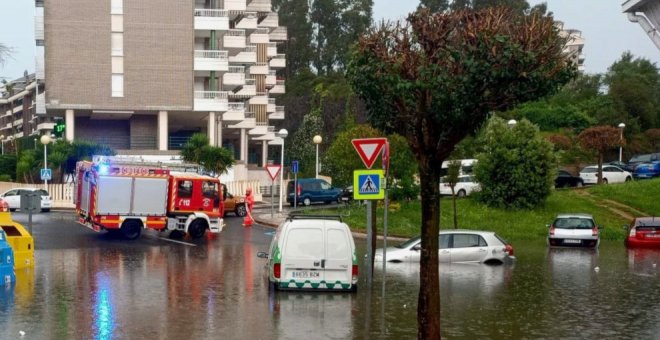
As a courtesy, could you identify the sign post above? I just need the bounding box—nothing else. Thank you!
[352,137,388,285]
[291,160,299,209]
[266,165,281,218]
[381,141,390,276]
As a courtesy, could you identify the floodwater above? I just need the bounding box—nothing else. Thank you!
[1,213,659,339]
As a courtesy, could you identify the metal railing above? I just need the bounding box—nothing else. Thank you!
[228,66,245,73]
[194,9,229,17]
[194,50,229,59]
[244,112,256,119]
[194,91,229,100]
[225,29,246,37]
[228,102,245,111]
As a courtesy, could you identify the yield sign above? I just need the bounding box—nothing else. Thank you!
[265,165,281,181]
[352,138,387,169]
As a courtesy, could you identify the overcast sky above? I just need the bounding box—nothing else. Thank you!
[2,1,660,80]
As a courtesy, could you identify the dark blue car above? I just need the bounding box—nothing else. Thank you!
[633,161,660,179]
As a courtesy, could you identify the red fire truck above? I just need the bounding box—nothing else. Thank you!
[75,157,225,240]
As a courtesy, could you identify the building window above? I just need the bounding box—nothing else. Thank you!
[112,74,124,97]
[35,0,44,7]
[111,33,123,56]
[111,0,123,14]
[112,57,123,74]
[36,39,44,46]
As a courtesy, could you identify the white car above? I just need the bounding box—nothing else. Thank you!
[440,175,480,197]
[579,165,632,184]
[547,214,600,248]
[0,188,52,212]
[375,230,515,265]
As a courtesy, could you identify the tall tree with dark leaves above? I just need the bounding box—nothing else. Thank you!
[418,0,449,12]
[272,0,314,77]
[311,0,343,74]
[348,8,574,338]
[338,0,373,70]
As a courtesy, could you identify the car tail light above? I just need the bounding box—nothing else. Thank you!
[296,184,301,196]
[0,199,8,212]
[592,227,599,237]
[629,228,636,237]
[504,244,514,256]
[352,265,358,282]
[549,225,555,236]
[274,263,281,279]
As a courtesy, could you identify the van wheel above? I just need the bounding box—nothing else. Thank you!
[576,181,583,188]
[236,204,247,217]
[188,219,208,239]
[303,197,311,206]
[457,190,466,198]
[602,178,608,184]
[121,219,142,240]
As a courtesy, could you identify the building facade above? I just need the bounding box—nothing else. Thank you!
[556,21,585,72]
[623,0,660,51]
[36,0,286,180]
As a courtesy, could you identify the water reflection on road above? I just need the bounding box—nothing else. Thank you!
[0,215,659,339]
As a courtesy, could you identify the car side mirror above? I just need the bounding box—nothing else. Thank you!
[257,252,269,259]
[412,244,421,251]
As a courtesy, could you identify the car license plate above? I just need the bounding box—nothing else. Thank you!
[291,271,320,279]
[563,239,581,244]
[341,197,349,201]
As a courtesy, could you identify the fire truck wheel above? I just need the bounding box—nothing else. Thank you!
[188,219,208,239]
[121,219,142,240]
[236,204,247,217]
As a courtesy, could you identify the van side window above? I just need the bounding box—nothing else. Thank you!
[178,180,193,198]
[320,181,331,190]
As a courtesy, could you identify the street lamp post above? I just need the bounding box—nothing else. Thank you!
[0,135,4,155]
[313,135,322,178]
[41,134,52,189]
[277,129,288,213]
[618,123,626,162]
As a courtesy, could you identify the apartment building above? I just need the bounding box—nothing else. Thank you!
[623,0,660,51]
[36,0,287,180]
[0,73,52,153]
[556,21,586,72]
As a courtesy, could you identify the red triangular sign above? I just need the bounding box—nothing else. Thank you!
[352,138,387,169]
[266,165,281,180]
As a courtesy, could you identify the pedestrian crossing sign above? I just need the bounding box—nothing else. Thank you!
[353,169,385,200]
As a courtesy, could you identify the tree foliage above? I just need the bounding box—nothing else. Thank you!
[273,0,313,77]
[181,133,235,175]
[348,7,574,338]
[578,126,622,184]
[288,108,323,179]
[475,118,556,209]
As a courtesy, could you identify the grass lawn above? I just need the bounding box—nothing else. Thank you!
[302,180,660,241]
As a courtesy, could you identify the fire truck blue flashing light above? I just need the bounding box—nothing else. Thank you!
[98,164,110,175]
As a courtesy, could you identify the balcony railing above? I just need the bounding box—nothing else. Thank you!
[194,50,229,71]
[228,102,245,111]
[194,9,229,17]
[195,91,229,100]
[194,9,229,30]
[195,50,229,59]
[194,91,229,111]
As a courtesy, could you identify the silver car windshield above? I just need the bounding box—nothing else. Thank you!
[397,236,421,249]
[554,218,594,229]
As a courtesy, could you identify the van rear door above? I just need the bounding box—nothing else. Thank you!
[323,225,354,289]
[282,226,325,288]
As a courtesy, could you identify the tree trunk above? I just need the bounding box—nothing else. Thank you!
[417,164,441,339]
[597,152,603,184]
[451,187,457,229]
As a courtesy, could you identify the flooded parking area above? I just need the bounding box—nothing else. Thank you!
[0,213,659,339]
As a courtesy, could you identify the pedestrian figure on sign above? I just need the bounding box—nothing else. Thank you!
[243,187,255,227]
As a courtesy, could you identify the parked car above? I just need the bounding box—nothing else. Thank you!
[221,184,247,217]
[440,175,481,197]
[627,153,660,171]
[440,159,477,177]
[579,165,632,184]
[554,170,584,188]
[547,214,600,248]
[632,161,660,179]
[624,216,660,248]
[607,161,633,172]
[374,230,515,265]
[340,185,353,202]
[286,178,342,206]
[0,188,52,212]
[257,214,358,291]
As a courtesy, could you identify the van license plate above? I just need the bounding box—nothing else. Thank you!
[292,271,320,279]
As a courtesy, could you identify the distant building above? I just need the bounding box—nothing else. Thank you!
[622,0,660,51]
[35,0,287,181]
[556,21,586,72]
[0,73,52,152]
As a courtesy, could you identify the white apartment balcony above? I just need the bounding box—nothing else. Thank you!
[224,102,245,121]
[0,124,10,132]
[249,62,269,75]
[246,0,271,12]
[259,13,278,28]
[253,132,275,141]
[13,119,23,127]
[270,27,287,41]
[249,28,270,44]
[222,29,246,51]
[229,45,257,63]
[194,91,229,112]
[265,71,276,87]
[37,122,55,131]
[249,125,270,135]
[267,98,276,112]
[194,50,229,71]
[13,106,23,114]
[36,47,45,80]
[231,78,256,97]
[270,79,285,94]
[194,9,229,31]
[270,106,285,119]
[235,12,258,30]
[223,66,246,90]
[15,132,24,139]
[34,13,44,40]
[266,42,278,58]
[228,112,256,129]
[223,0,247,11]
[270,54,286,68]
[36,92,46,114]
[249,92,268,105]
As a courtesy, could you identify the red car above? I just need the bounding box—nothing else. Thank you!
[625,217,660,248]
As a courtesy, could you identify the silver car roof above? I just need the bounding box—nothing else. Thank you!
[555,213,594,219]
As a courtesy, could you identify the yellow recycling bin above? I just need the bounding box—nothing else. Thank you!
[0,207,35,270]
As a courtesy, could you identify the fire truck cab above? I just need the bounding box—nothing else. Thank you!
[75,157,225,240]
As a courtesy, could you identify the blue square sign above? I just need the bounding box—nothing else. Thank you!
[40,168,52,180]
[353,169,385,200]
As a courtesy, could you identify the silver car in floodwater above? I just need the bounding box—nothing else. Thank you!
[547,214,600,248]
[374,230,516,265]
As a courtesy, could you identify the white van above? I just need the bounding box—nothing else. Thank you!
[258,215,358,292]
[440,159,477,177]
